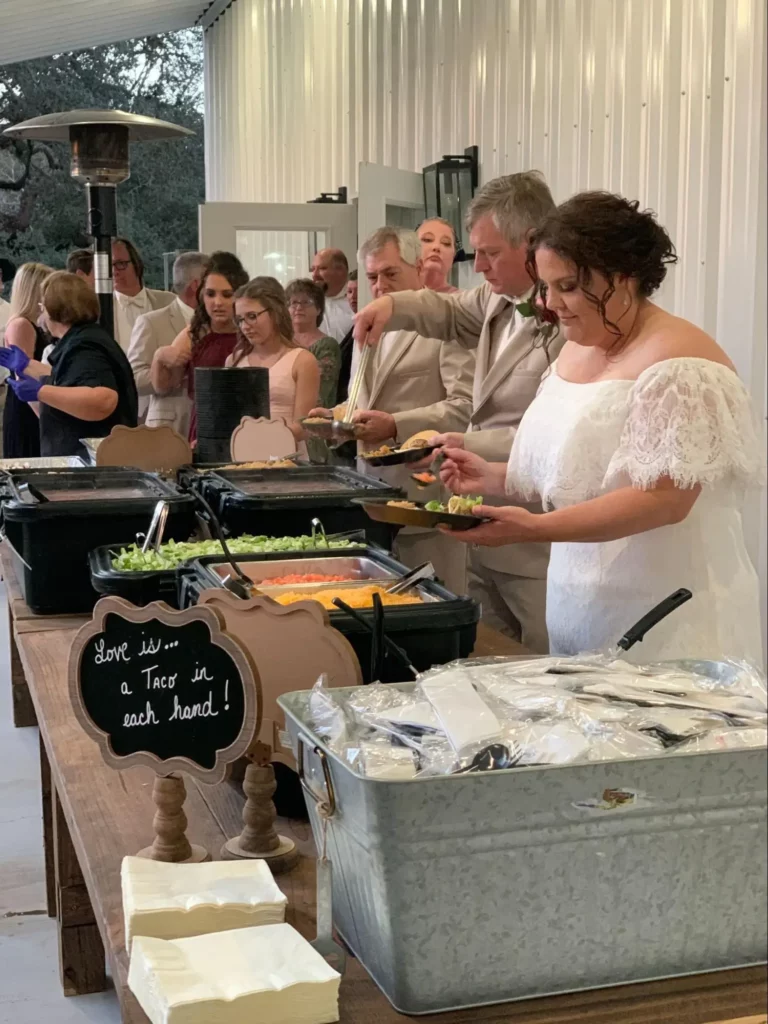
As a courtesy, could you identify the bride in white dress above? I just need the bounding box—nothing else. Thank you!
[439,192,764,664]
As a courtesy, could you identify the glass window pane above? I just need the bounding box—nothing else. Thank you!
[235,230,328,284]
[385,203,424,231]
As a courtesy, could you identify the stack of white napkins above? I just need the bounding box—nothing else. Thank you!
[128,923,341,1024]
[122,856,288,946]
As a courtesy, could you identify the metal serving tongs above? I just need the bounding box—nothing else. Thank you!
[191,490,256,600]
[310,518,366,548]
[138,500,170,554]
[0,469,49,505]
[411,448,446,488]
[332,596,418,680]
[386,560,435,595]
[327,344,372,448]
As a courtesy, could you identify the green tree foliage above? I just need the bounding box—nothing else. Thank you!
[0,30,204,291]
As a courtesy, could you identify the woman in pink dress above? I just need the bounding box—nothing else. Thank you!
[151,251,249,442]
[417,217,459,294]
[226,278,320,451]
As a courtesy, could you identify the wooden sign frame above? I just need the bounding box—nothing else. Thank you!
[197,590,362,769]
[229,416,297,462]
[95,424,193,473]
[68,597,262,785]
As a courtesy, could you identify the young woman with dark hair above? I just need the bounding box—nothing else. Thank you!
[150,251,249,442]
[439,191,763,663]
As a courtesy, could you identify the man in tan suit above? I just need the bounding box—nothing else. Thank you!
[332,227,475,594]
[354,173,563,652]
[126,251,207,434]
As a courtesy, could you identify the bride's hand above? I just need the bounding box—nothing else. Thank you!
[439,448,493,495]
[441,505,541,546]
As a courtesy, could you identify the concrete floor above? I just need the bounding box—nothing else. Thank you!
[0,588,121,1023]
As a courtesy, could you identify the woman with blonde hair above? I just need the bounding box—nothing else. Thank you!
[2,261,53,456]
[227,277,320,450]
[417,218,459,294]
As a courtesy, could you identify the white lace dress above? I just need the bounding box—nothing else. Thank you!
[507,357,764,663]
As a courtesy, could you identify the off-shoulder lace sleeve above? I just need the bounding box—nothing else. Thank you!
[604,357,764,491]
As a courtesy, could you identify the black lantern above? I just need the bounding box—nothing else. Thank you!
[307,187,348,204]
[3,110,192,330]
[422,146,479,259]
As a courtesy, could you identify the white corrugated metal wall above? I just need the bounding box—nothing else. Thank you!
[204,0,767,646]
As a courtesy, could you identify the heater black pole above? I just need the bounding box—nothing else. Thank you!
[86,182,117,333]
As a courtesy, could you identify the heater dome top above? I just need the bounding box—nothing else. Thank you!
[3,109,193,143]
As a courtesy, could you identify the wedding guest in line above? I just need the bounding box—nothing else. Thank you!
[66,249,95,289]
[311,247,353,342]
[151,251,249,443]
[354,173,560,651]
[1,261,53,458]
[336,269,358,404]
[112,237,174,353]
[127,251,208,434]
[227,277,320,455]
[417,217,459,294]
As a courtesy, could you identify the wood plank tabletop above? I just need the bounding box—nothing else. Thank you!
[6,571,766,1024]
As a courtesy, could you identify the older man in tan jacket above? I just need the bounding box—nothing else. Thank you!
[338,227,475,594]
[354,173,563,653]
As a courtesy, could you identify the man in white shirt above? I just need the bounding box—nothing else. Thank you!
[354,172,563,652]
[112,237,174,353]
[311,247,353,342]
[126,251,207,433]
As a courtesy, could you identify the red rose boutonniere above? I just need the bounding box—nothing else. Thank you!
[515,298,559,345]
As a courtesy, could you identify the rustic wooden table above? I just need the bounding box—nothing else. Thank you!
[2,549,766,1024]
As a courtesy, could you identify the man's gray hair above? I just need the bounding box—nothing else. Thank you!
[466,171,555,246]
[358,227,421,267]
[172,251,208,293]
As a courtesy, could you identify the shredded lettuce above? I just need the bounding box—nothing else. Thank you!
[110,535,363,572]
[423,496,483,515]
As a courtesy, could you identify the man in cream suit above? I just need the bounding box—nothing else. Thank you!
[126,251,207,434]
[112,238,175,353]
[354,173,563,652]
[346,227,475,594]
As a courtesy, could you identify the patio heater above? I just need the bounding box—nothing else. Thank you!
[3,110,192,330]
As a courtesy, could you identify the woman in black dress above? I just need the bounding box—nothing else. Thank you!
[0,272,137,458]
[2,262,53,458]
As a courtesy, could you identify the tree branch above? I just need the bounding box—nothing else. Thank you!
[0,141,32,191]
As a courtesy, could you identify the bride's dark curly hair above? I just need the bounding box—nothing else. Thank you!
[525,191,678,342]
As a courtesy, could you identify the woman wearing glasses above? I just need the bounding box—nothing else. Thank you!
[227,278,320,453]
[285,278,341,409]
[151,251,249,443]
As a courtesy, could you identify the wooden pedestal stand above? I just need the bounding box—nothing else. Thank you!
[137,775,210,864]
[222,742,299,872]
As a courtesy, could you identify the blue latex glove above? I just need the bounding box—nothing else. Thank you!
[0,345,31,375]
[7,374,43,403]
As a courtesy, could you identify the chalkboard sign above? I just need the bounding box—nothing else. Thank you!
[68,597,261,783]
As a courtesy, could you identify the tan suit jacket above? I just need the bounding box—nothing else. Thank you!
[127,299,191,436]
[388,284,565,578]
[356,328,475,500]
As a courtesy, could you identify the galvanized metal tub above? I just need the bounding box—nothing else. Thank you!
[279,677,767,1014]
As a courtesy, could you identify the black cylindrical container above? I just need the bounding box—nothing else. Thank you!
[195,367,270,463]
